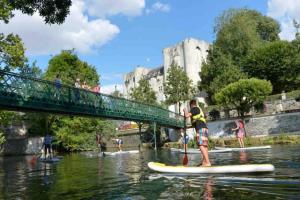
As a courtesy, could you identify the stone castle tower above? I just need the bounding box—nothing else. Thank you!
[123,38,210,105]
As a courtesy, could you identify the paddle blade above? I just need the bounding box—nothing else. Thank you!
[183,154,188,166]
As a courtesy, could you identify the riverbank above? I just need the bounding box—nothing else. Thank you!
[164,134,300,149]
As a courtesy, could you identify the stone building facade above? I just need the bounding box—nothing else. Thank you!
[123,67,150,99]
[123,38,210,103]
[163,38,209,88]
[123,66,165,101]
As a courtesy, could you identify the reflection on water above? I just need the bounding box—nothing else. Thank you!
[0,145,299,199]
[239,150,248,164]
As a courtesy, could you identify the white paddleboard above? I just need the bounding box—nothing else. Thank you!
[148,162,275,174]
[39,157,61,162]
[170,148,180,152]
[215,145,271,151]
[171,148,232,154]
[208,149,233,153]
[105,150,139,156]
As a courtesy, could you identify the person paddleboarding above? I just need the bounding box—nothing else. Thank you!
[43,133,53,160]
[178,128,189,150]
[112,138,123,151]
[232,119,245,148]
[184,100,211,167]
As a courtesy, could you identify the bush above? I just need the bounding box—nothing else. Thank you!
[287,90,300,100]
[254,102,264,113]
[0,132,6,146]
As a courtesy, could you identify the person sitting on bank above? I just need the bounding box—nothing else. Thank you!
[112,138,123,151]
[232,119,245,148]
[43,133,53,159]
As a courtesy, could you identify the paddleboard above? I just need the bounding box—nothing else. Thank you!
[39,157,61,163]
[148,162,275,174]
[171,148,232,154]
[105,150,139,156]
[215,145,271,151]
[170,148,180,152]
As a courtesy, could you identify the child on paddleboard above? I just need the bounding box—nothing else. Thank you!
[232,119,245,148]
[178,129,189,150]
[184,100,211,167]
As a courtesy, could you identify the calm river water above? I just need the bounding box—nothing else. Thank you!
[0,145,299,200]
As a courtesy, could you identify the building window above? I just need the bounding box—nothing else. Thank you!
[159,86,163,92]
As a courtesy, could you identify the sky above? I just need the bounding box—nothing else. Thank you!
[1,0,299,94]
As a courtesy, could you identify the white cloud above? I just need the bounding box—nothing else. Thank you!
[146,2,170,14]
[87,0,145,18]
[0,0,120,55]
[0,0,170,55]
[267,0,300,40]
[101,84,124,95]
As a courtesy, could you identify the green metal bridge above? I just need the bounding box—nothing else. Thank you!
[0,70,184,128]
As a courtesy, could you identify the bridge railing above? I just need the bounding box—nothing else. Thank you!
[0,70,184,128]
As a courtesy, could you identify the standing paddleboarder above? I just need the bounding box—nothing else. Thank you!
[232,119,245,148]
[184,100,211,167]
[112,138,123,152]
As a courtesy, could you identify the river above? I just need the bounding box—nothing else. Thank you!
[0,145,299,199]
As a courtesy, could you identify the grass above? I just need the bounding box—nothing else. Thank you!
[164,133,300,149]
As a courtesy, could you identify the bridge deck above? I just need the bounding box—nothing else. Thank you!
[0,70,184,128]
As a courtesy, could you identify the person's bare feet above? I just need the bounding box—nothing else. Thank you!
[202,162,211,167]
[196,162,211,167]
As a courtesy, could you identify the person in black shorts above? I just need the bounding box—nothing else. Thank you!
[184,99,211,167]
[96,133,106,156]
[112,138,123,151]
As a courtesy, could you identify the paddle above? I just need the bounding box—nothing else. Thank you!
[183,117,188,166]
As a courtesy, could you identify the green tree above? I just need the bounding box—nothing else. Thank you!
[215,78,272,117]
[293,19,300,40]
[0,33,26,71]
[44,50,117,151]
[200,53,247,103]
[0,111,22,146]
[130,78,157,105]
[199,8,280,102]
[45,50,99,86]
[0,0,72,24]
[164,62,195,113]
[51,117,116,151]
[243,40,300,93]
[0,111,22,126]
[0,132,5,146]
[214,9,280,61]
[130,77,157,142]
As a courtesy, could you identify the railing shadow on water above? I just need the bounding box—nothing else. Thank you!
[0,70,184,128]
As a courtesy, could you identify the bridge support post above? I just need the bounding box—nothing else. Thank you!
[153,122,157,150]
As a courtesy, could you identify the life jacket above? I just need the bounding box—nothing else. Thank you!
[192,107,206,123]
